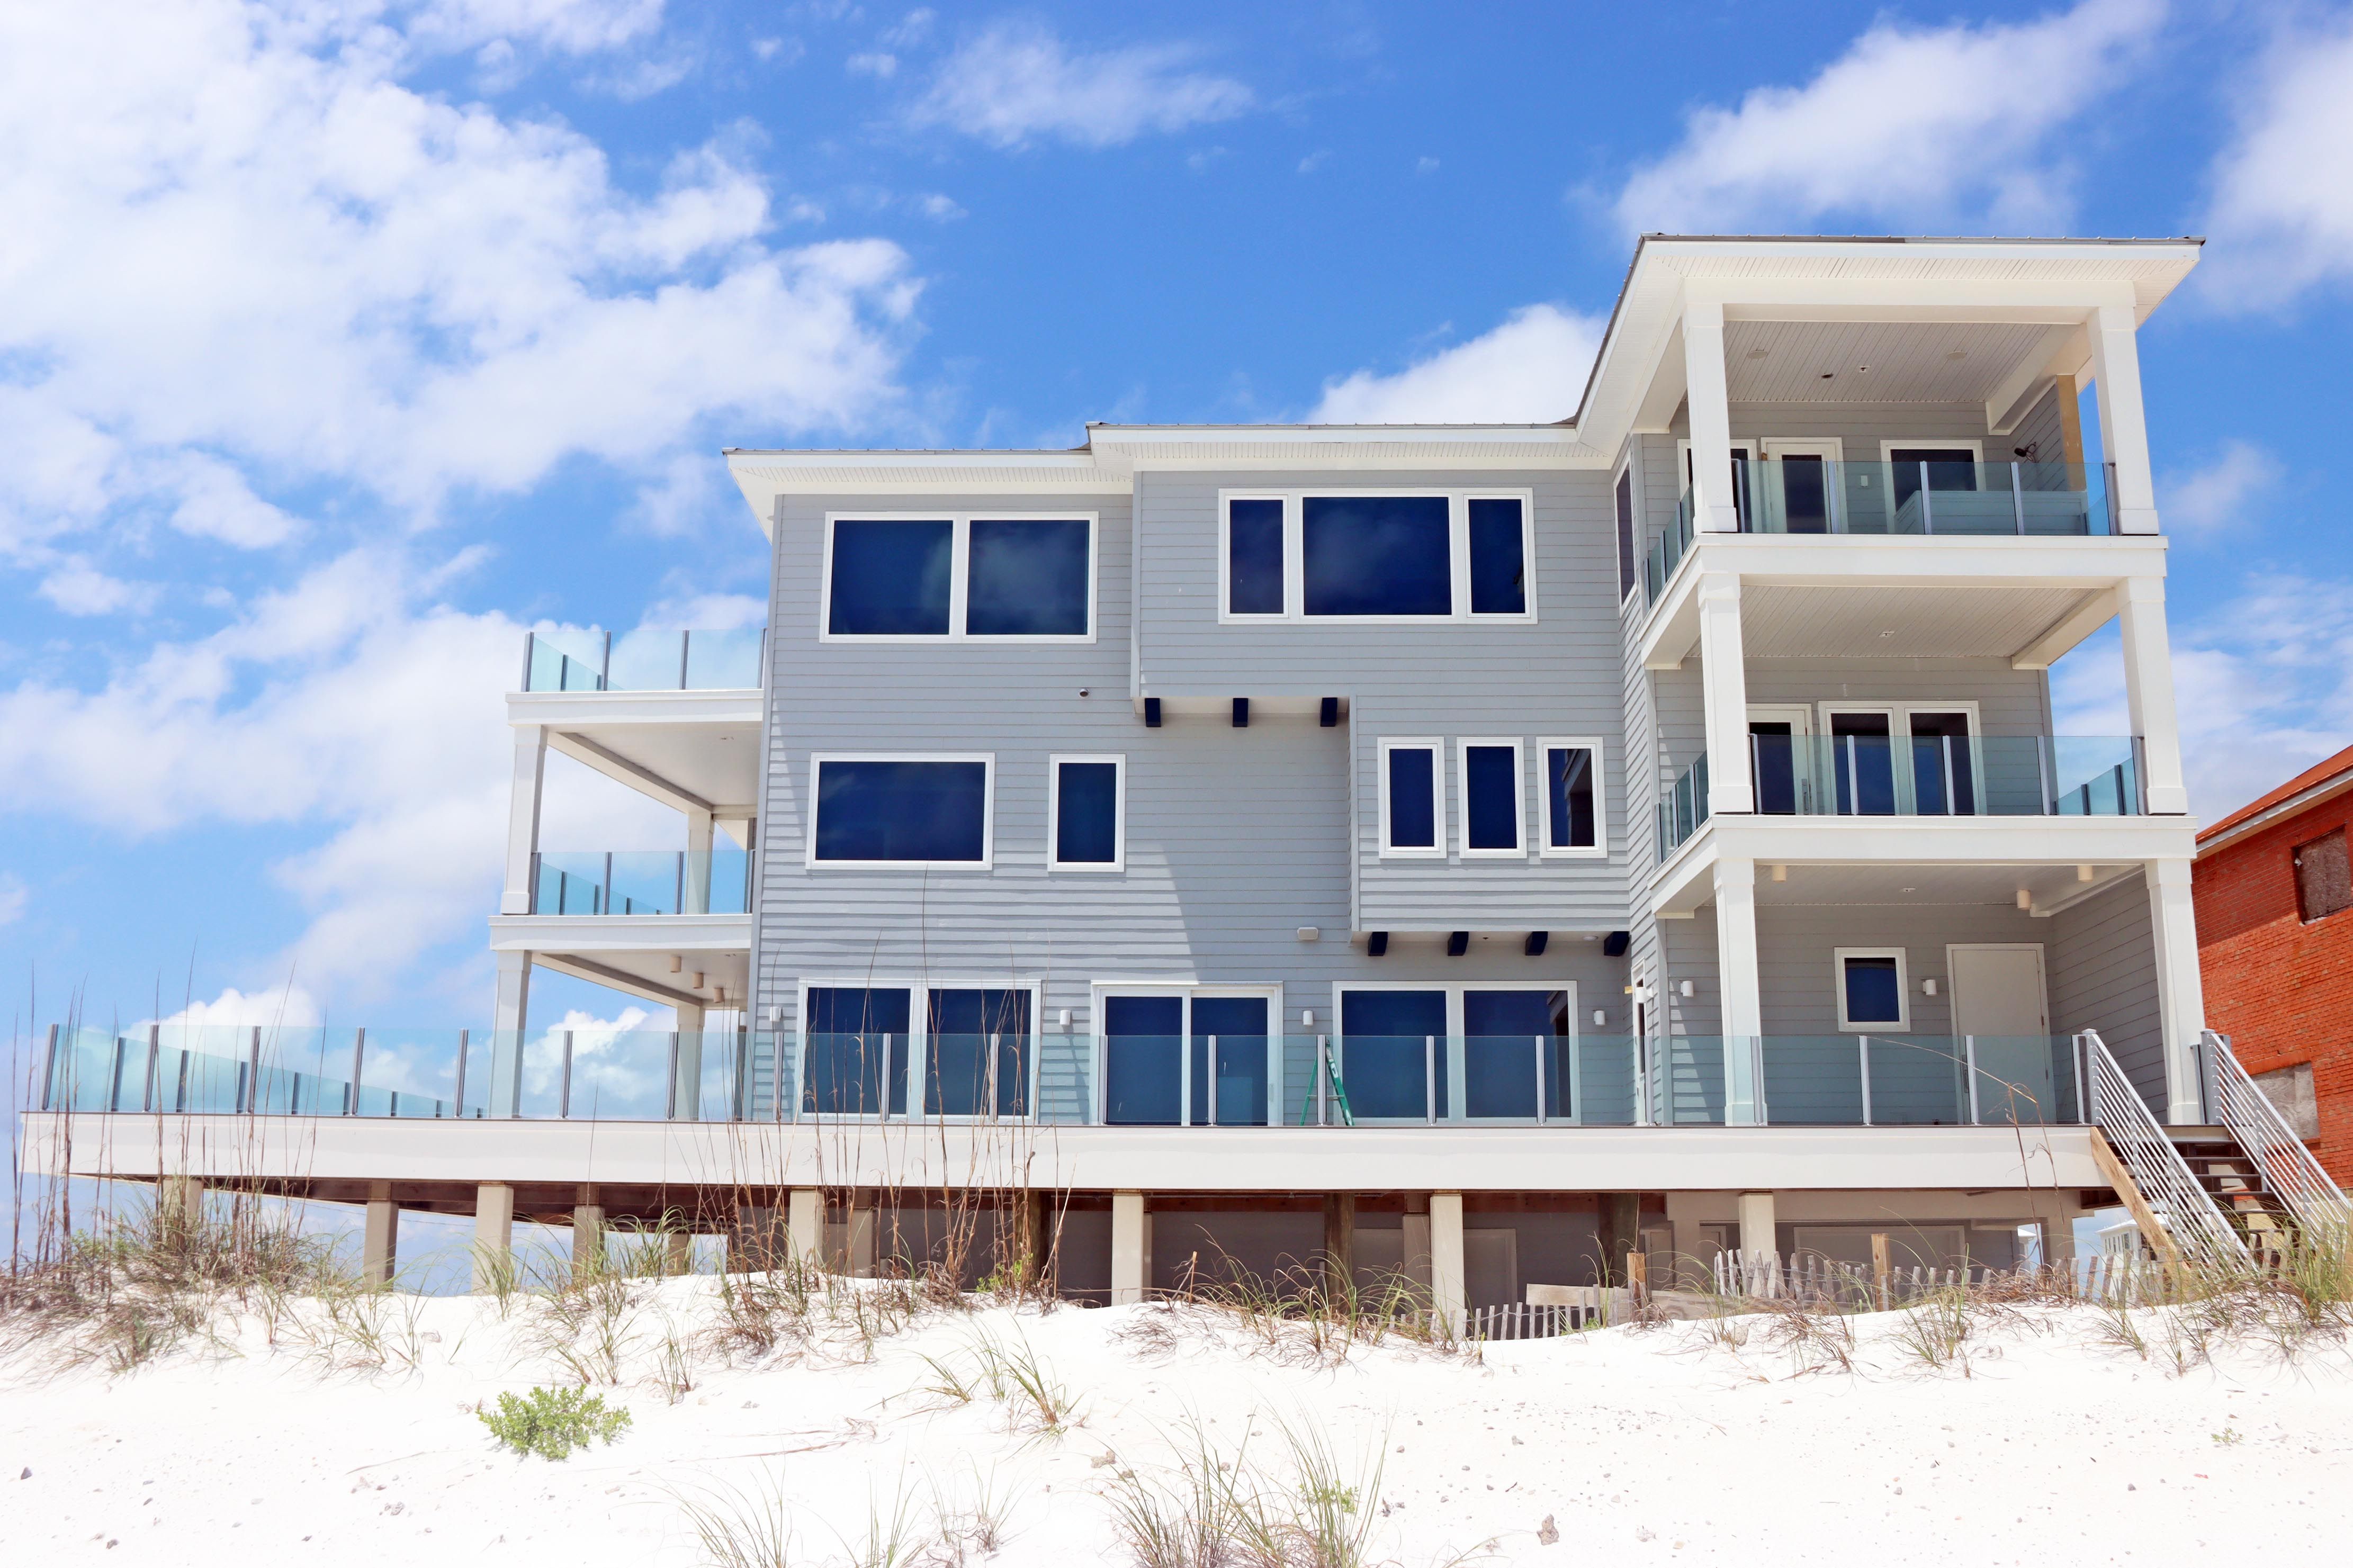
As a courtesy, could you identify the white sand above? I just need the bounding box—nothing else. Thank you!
[4,1281,2348,1565]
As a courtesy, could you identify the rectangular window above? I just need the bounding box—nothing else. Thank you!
[1049,756,1124,871]
[2295,828,2352,922]
[1459,739,1524,855]
[1541,741,1602,854]
[823,515,1094,641]
[1339,988,1448,1120]
[1613,466,1636,601]
[1102,994,1184,1126]
[1225,497,1286,616]
[1836,949,1909,1032]
[802,986,911,1116]
[924,987,1031,1117]
[1218,491,1534,623]
[1380,740,1440,856]
[1462,988,1573,1120]
[810,756,992,867]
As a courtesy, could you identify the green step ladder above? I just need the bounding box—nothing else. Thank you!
[1299,1039,1355,1128]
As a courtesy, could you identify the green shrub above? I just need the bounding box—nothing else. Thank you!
[477,1385,633,1459]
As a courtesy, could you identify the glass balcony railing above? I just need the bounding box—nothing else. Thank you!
[1645,461,2122,606]
[521,626,765,693]
[39,1027,2089,1130]
[1657,753,1710,861]
[531,849,751,916]
[1752,734,2144,818]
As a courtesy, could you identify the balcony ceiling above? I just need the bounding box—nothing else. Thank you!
[1725,320,2056,405]
[1750,861,2138,913]
[1741,582,2102,661]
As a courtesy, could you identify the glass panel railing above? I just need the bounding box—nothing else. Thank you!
[1745,461,2110,538]
[1747,735,2144,818]
[1657,752,1710,861]
[1649,1035,1727,1125]
[1756,1035,2085,1126]
[1645,484,1699,606]
[531,848,752,915]
[520,628,765,693]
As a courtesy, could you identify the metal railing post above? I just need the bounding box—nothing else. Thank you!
[675,852,685,915]
[1918,462,1934,534]
[560,1029,574,1118]
[520,629,537,691]
[39,1023,58,1112]
[678,629,691,690]
[2036,736,2055,816]
[1424,1034,1436,1124]
[346,1028,365,1115]
[602,851,613,915]
[246,1025,261,1114]
[1206,1035,1218,1127]
[145,1024,160,1113]
[2010,462,2026,534]
[1857,1035,1874,1126]
[666,1031,681,1120]
[1965,1035,1980,1125]
[453,1029,470,1119]
[1533,1034,1548,1125]
[599,629,612,691]
[1567,1029,1585,1125]
[1316,1034,1330,1127]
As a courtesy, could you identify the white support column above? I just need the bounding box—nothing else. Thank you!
[489,950,531,1118]
[1712,858,1764,1124]
[673,1001,707,1120]
[471,1182,516,1293]
[501,725,547,915]
[2087,303,2159,535]
[159,1174,204,1238]
[787,1187,824,1269]
[572,1201,606,1279]
[1428,1191,1468,1336]
[1696,573,1754,816]
[2115,578,2189,815]
[2147,858,2210,1125]
[684,807,714,914]
[1682,296,1739,533]
[1736,1190,1777,1282]
[362,1182,398,1287]
[1111,1191,1148,1305]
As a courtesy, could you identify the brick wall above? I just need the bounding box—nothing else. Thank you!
[2194,791,2353,1184]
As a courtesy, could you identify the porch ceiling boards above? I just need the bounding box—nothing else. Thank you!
[1723,319,2056,404]
[510,690,763,816]
[1738,581,2097,661]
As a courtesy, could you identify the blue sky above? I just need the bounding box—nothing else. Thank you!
[5,0,2353,1043]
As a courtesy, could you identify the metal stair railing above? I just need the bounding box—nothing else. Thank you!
[2202,1030,2351,1242]
[2082,1029,2250,1268]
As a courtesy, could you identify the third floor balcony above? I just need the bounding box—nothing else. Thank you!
[522,626,766,693]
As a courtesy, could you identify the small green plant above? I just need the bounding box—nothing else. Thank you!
[2211,1427,2242,1446]
[477,1385,634,1459]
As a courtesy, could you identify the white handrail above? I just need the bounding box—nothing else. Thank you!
[2082,1029,2249,1267]
[2203,1031,2351,1241]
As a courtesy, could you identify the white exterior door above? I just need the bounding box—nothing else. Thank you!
[1947,944,2050,1036]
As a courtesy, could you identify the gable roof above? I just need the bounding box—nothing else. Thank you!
[2197,743,2353,854]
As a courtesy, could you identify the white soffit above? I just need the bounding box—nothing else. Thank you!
[1739,583,2099,660]
[1753,861,2138,910]
[1725,320,2055,404]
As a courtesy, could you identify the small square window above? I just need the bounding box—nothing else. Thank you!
[1460,741,1524,855]
[1836,949,1908,1032]
[966,518,1091,636]
[1050,757,1124,870]
[2294,828,2352,922]
[1381,742,1440,855]
[1543,742,1600,853]
[828,519,953,636]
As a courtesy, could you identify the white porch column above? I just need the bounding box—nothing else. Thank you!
[1696,573,1754,815]
[362,1182,398,1287]
[1429,1191,1468,1335]
[1713,858,1764,1124]
[159,1174,204,1238]
[672,1001,707,1120]
[2147,858,2210,1125]
[1111,1191,1148,1305]
[2115,578,2189,815]
[1682,297,1739,533]
[2087,303,2159,535]
[572,1201,606,1279]
[787,1186,823,1268]
[501,725,546,915]
[684,807,714,914]
[1736,1190,1777,1270]
[471,1182,516,1293]
[489,950,531,1118]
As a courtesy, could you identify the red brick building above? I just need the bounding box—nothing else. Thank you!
[2194,746,2353,1184]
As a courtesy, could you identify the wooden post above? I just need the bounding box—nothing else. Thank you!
[1871,1232,1892,1310]
[2086,1125,2188,1269]
[1627,1248,1648,1303]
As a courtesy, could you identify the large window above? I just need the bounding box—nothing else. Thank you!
[1336,984,1576,1122]
[1049,756,1125,871]
[1458,740,1524,857]
[1379,740,1441,857]
[1217,491,1534,623]
[1541,740,1602,855]
[924,987,1031,1117]
[1835,949,1908,1032]
[824,513,1095,641]
[802,986,911,1117]
[809,756,993,868]
[1098,988,1278,1127]
[799,981,1039,1119]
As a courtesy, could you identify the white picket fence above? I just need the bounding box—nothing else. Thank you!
[1710,1248,2188,1307]
[1464,1302,1588,1341]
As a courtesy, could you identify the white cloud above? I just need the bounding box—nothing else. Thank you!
[154,984,325,1032]
[1310,304,1605,425]
[38,560,155,616]
[1610,0,2163,235]
[1415,156,1439,175]
[2202,16,2353,304]
[0,0,918,570]
[1297,150,1330,175]
[908,21,1252,149]
[848,51,899,78]
[0,873,25,926]
[2160,440,2279,540]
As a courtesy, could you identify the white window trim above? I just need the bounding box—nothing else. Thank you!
[804,753,995,870]
[819,512,1099,644]
[1876,438,1986,464]
[1377,737,1444,859]
[1456,737,1526,859]
[1087,983,1285,1128]
[794,977,1045,1121]
[1328,980,1582,1125]
[1759,438,1846,462]
[1213,488,1538,626]
[1834,947,1910,1033]
[1817,701,1985,817]
[1536,736,1607,858]
[1047,754,1126,873]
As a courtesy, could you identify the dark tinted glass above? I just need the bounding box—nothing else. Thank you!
[966,518,1090,636]
[814,760,987,861]
[1227,499,1285,615]
[1339,989,1448,1119]
[803,987,911,1116]
[1614,470,1636,599]
[1829,713,1896,816]
[1464,744,1520,850]
[1191,996,1269,1127]
[1467,498,1526,614]
[1386,747,1436,849]
[829,519,951,635]
[1908,711,1976,816]
[1301,495,1451,616]
[1781,456,1829,532]
[1104,995,1183,1125]
[925,988,1032,1116]
[1843,957,1903,1024]
[1461,988,1568,1120]
[1055,761,1119,864]
[1749,724,1797,816]
[1889,448,1980,508]
[1546,746,1595,848]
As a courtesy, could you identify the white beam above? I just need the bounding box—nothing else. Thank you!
[548,730,716,816]
[2011,589,2120,671]
[1111,1191,1148,1305]
[2087,303,2160,534]
[2116,578,2188,814]
[1696,276,2138,318]
[1429,1192,1467,1335]
[1713,858,1763,1125]
[1682,300,1738,534]
[1696,574,1753,815]
[471,1183,515,1293]
[2147,858,2209,1125]
[1984,325,2089,435]
[502,726,545,915]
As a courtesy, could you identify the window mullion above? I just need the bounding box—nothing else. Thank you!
[1285,495,1303,619]
[1449,494,1471,619]
[950,517,971,637]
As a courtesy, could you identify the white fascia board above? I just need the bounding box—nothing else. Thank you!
[488,913,753,952]
[25,1113,2103,1193]
[509,690,762,729]
[1087,424,1597,470]
[724,452,1130,540]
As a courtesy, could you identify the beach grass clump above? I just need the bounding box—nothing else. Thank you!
[477,1384,633,1459]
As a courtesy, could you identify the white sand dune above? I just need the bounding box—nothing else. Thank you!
[4,1282,2348,1565]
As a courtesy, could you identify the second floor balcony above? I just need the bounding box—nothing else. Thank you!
[522,626,766,693]
[531,849,752,916]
